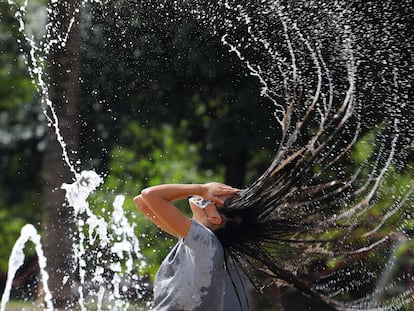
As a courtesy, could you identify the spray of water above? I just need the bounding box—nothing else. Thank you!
[61,172,144,310]
[188,0,413,309]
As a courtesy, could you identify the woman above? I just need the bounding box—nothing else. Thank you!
[134,180,341,310]
[133,182,240,311]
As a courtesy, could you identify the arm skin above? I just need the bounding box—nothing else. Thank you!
[133,194,183,237]
[133,183,239,238]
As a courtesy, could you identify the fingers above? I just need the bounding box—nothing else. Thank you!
[216,187,240,196]
[203,183,240,204]
[209,184,238,194]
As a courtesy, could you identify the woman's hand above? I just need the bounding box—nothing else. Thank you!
[201,182,240,205]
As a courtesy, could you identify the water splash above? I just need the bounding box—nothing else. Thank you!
[0,188,145,310]
[61,172,145,310]
[7,0,80,178]
[0,225,53,311]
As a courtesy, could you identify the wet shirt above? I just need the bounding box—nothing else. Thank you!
[152,220,225,311]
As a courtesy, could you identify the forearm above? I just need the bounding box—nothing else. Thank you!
[136,184,200,238]
[141,183,204,202]
[133,194,180,237]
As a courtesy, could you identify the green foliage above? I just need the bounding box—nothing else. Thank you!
[0,208,27,272]
[350,128,414,236]
[0,2,44,274]
[78,2,278,186]
[351,130,377,165]
[0,2,44,202]
[0,2,37,111]
[0,192,42,272]
[320,129,414,276]
[103,120,223,191]
[0,3,412,307]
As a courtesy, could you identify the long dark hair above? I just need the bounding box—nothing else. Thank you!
[214,88,412,311]
[211,3,412,306]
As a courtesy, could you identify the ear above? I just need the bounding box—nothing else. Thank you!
[208,214,223,225]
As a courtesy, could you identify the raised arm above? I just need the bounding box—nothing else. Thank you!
[133,194,183,237]
[133,183,239,238]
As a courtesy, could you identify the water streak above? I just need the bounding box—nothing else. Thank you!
[0,225,53,311]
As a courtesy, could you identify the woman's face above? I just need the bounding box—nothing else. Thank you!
[189,194,235,228]
[205,194,235,226]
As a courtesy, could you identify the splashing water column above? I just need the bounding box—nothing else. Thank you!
[0,225,53,311]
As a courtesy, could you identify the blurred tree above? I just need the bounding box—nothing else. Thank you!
[40,0,82,306]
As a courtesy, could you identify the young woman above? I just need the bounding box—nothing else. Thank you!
[133,182,240,311]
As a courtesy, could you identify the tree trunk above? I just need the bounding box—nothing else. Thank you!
[41,0,81,307]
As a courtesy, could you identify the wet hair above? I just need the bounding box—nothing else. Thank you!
[213,124,411,310]
[209,31,411,307]
[215,184,339,309]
